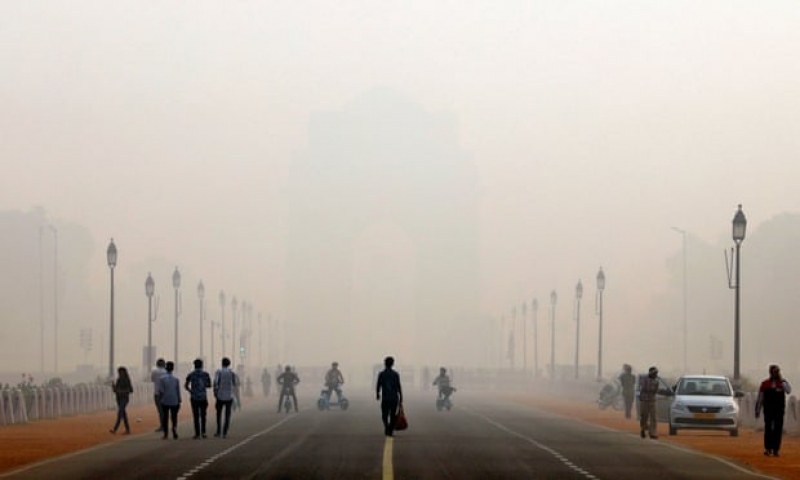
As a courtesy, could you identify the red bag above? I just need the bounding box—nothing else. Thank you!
[394,404,408,431]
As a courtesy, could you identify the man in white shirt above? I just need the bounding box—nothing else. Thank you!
[150,358,166,433]
[213,357,238,438]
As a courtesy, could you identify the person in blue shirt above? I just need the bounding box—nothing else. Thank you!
[185,358,212,439]
[157,361,182,439]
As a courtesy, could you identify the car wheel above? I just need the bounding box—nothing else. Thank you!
[669,423,677,436]
[730,428,738,437]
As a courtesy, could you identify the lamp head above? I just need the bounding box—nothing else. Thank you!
[576,279,583,299]
[197,280,205,299]
[145,272,155,297]
[106,239,117,268]
[172,267,181,289]
[597,267,606,292]
[732,204,747,243]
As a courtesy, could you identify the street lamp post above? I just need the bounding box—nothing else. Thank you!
[575,279,583,379]
[550,290,557,379]
[197,281,205,361]
[106,239,117,380]
[172,267,181,366]
[231,296,238,365]
[219,291,226,358]
[532,298,539,377]
[50,225,58,373]
[521,302,528,373]
[672,227,688,373]
[596,267,606,381]
[145,273,155,372]
[511,306,517,370]
[729,205,747,382]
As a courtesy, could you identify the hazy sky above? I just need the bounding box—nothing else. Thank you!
[2,1,799,373]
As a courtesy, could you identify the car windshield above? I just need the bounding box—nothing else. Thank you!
[678,378,730,396]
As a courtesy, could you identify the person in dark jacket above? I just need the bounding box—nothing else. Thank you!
[110,366,133,434]
[376,356,403,437]
[618,364,636,419]
[756,364,792,456]
[185,358,212,439]
[638,366,672,439]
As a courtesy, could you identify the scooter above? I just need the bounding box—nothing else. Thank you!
[435,386,455,411]
[597,381,624,410]
[317,387,349,410]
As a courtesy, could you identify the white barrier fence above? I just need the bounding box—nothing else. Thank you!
[0,383,153,426]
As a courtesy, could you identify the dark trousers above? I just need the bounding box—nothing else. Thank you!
[764,411,785,453]
[215,399,233,436]
[113,396,130,432]
[381,401,399,436]
[278,389,298,412]
[190,399,209,437]
[623,393,634,419]
[153,394,164,431]
[161,404,180,436]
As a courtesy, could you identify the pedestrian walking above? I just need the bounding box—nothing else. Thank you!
[150,358,166,433]
[618,364,636,419]
[261,367,272,397]
[756,364,792,457]
[157,361,181,439]
[638,366,671,439]
[185,358,211,439]
[376,356,403,437]
[213,357,238,438]
[110,366,133,434]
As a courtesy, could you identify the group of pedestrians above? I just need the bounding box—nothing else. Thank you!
[109,356,239,439]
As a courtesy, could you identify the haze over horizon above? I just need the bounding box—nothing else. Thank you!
[2,1,799,380]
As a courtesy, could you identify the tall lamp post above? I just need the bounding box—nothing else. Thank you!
[672,227,688,373]
[532,298,538,377]
[231,296,238,365]
[730,205,747,382]
[197,281,205,360]
[145,273,155,372]
[550,290,557,379]
[50,225,58,373]
[172,267,181,366]
[106,239,117,379]
[521,302,528,373]
[596,267,606,381]
[219,291,226,357]
[575,279,583,379]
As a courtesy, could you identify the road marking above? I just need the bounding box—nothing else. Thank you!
[463,408,599,480]
[382,436,394,480]
[175,415,295,480]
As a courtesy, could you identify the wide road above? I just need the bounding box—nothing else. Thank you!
[1,390,775,480]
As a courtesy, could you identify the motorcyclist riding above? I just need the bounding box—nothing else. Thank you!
[276,365,300,412]
[433,367,455,401]
[324,362,345,402]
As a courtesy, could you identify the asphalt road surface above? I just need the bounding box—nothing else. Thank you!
[1,390,775,480]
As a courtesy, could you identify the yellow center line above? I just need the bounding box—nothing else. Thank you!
[382,436,394,480]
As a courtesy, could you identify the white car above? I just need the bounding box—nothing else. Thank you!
[668,375,743,437]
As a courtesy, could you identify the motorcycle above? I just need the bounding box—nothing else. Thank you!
[317,387,349,410]
[597,381,624,410]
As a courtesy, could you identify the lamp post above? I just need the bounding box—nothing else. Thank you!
[521,302,528,373]
[550,290,557,379]
[575,279,583,379]
[38,226,44,374]
[596,267,606,381]
[197,280,205,361]
[532,298,539,377]
[672,227,688,373]
[145,273,155,372]
[731,205,747,382]
[231,296,238,365]
[50,225,58,373]
[106,239,117,379]
[219,291,226,358]
[511,306,517,370]
[172,267,181,366]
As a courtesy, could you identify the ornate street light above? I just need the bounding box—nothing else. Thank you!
[731,204,747,382]
[197,280,205,361]
[219,290,226,358]
[145,272,155,372]
[550,290,557,379]
[106,239,117,379]
[532,298,539,377]
[172,267,181,366]
[596,267,606,380]
[575,279,583,379]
